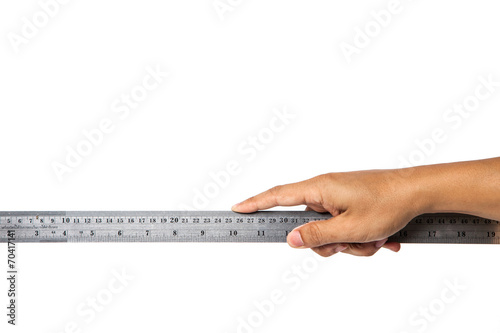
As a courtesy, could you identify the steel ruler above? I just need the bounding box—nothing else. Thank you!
[0,211,499,244]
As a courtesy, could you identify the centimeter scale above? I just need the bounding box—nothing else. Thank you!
[0,211,499,244]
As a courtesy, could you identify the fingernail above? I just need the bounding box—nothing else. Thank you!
[288,229,304,248]
[375,238,388,248]
[231,202,242,211]
[334,245,348,253]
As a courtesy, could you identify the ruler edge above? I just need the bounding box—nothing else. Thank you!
[1,211,498,244]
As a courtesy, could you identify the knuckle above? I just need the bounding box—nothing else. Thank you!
[359,249,378,257]
[351,244,378,257]
[316,172,331,179]
[303,222,325,246]
[268,185,283,198]
[356,232,371,244]
[312,173,330,186]
[311,174,325,183]
[317,251,333,258]
[336,222,362,243]
[270,185,282,192]
[349,222,374,244]
[314,245,335,257]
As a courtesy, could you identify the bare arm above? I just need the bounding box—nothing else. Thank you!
[411,157,500,221]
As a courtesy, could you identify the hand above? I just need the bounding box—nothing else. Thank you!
[231,170,425,257]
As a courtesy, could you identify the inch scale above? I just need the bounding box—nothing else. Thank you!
[0,211,499,244]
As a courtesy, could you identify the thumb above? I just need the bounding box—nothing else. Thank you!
[287,214,369,248]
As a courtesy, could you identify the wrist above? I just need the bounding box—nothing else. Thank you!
[394,157,500,220]
[391,164,444,216]
[400,160,489,216]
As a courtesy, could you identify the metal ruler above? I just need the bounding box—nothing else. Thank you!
[0,211,499,244]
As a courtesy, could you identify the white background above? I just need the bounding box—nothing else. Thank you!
[1,0,500,332]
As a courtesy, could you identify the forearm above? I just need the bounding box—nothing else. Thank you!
[408,157,500,220]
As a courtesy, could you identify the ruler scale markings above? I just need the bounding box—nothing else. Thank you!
[0,211,499,244]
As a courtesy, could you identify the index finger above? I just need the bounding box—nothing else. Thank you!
[231,179,316,213]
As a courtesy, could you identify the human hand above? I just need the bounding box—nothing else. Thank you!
[232,170,425,257]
